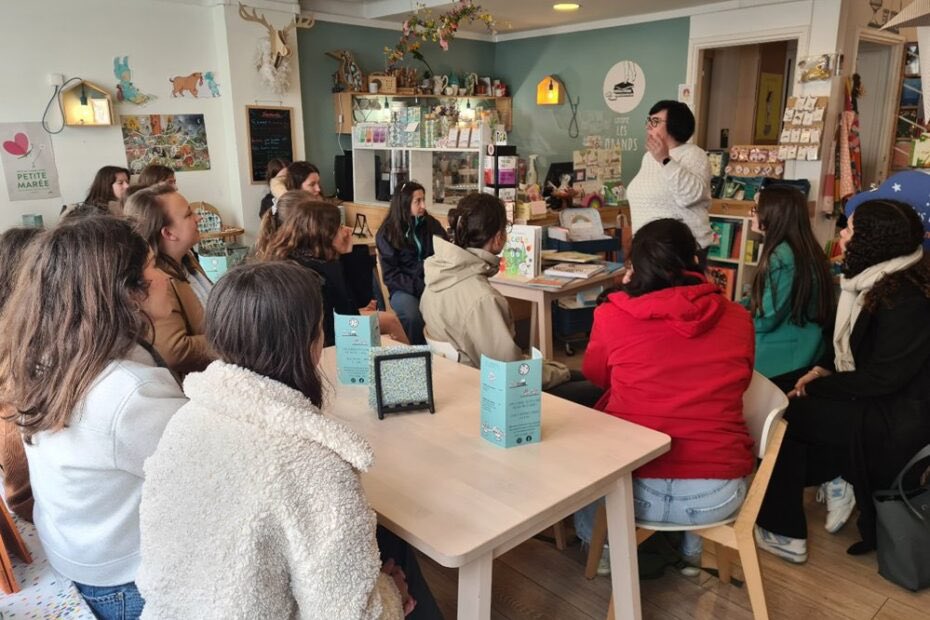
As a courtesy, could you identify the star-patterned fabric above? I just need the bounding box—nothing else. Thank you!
[845,170,930,251]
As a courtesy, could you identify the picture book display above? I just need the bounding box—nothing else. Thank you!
[544,262,606,279]
[480,349,543,448]
[500,225,542,278]
[335,313,380,384]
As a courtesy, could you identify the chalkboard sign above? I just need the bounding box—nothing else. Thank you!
[246,106,295,184]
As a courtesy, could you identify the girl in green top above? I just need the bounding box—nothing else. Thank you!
[743,185,834,380]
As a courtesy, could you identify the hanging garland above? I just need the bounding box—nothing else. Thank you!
[385,0,497,71]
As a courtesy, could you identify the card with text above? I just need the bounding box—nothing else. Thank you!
[479,349,542,448]
[335,312,380,385]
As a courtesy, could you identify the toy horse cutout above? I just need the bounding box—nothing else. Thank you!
[238,3,315,69]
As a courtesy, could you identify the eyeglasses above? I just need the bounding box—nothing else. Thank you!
[645,116,667,128]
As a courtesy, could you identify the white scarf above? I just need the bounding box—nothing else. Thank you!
[833,247,924,371]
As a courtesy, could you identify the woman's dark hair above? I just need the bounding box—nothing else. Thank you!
[749,185,834,325]
[648,100,695,143]
[254,190,342,262]
[382,181,426,249]
[0,228,42,314]
[84,165,129,208]
[206,261,325,406]
[137,164,175,188]
[623,218,703,297]
[0,216,152,442]
[284,161,320,192]
[448,192,507,250]
[266,158,289,184]
[844,199,930,310]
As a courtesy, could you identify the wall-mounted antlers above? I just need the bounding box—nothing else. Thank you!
[238,3,315,69]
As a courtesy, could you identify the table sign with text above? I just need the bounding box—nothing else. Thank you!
[335,312,380,385]
[479,349,542,448]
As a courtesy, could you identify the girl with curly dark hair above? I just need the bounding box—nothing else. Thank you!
[756,199,930,563]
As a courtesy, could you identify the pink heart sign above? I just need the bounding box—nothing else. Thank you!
[2,132,31,158]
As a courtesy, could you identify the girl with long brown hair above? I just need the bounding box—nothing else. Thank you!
[0,215,186,619]
[254,190,409,346]
[124,184,214,375]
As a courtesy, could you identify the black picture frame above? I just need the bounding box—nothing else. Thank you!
[373,351,435,420]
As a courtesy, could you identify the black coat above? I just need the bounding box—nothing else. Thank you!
[375,214,448,298]
[291,253,358,348]
[806,280,930,544]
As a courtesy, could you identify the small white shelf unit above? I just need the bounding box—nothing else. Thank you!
[708,199,764,301]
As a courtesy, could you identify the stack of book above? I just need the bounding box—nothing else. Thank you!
[543,262,606,279]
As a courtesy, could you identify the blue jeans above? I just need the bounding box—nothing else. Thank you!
[74,581,144,620]
[574,477,747,558]
[390,290,425,345]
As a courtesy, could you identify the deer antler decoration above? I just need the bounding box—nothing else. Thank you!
[238,3,314,69]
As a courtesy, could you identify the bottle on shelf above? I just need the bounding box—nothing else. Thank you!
[526,154,539,187]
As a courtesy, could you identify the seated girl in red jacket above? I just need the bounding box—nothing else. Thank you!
[576,218,756,570]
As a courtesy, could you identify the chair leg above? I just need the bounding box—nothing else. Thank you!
[606,592,615,620]
[716,543,734,584]
[737,535,769,620]
[585,503,608,579]
[552,520,567,551]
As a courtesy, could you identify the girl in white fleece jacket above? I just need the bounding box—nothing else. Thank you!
[138,261,413,619]
[0,216,185,620]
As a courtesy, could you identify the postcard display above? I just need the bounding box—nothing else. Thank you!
[778,96,828,162]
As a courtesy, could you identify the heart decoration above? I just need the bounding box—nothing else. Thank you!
[2,133,31,158]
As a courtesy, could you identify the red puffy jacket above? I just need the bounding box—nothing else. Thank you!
[583,280,755,479]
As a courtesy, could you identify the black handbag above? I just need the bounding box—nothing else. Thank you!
[873,444,930,591]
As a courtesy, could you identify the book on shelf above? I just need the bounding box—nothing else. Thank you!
[500,225,542,278]
[543,251,601,263]
[708,220,736,259]
[728,224,742,260]
[707,265,737,300]
[544,262,606,279]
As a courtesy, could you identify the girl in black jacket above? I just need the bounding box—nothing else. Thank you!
[375,182,448,345]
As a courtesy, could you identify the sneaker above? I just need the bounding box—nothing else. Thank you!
[816,477,856,534]
[679,552,702,577]
[754,525,808,563]
[597,545,610,576]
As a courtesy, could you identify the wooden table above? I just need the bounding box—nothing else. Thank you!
[320,345,669,620]
[490,269,622,359]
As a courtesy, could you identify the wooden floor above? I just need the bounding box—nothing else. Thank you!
[415,339,930,619]
[416,493,930,619]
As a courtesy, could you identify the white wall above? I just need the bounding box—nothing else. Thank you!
[0,0,304,235]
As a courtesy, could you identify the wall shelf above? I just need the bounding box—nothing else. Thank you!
[333,92,511,133]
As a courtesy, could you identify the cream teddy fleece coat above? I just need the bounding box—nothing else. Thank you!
[137,361,403,620]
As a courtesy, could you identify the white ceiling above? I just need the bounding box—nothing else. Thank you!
[299,0,787,36]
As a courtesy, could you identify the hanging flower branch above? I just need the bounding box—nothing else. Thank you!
[385,0,497,70]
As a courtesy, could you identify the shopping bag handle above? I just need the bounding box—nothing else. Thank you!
[892,444,930,523]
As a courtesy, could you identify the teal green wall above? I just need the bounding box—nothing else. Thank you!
[298,21,495,192]
[298,17,689,191]
[494,18,690,184]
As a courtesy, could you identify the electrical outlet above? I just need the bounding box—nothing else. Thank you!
[47,73,64,87]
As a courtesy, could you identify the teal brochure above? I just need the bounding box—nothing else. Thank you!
[335,312,380,385]
[479,349,543,448]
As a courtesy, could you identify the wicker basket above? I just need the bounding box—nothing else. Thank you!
[368,73,397,94]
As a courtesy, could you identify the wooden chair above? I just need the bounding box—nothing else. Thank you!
[0,499,32,593]
[590,371,789,620]
[191,201,245,254]
[373,250,394,314]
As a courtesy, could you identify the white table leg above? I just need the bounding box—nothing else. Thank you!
[457,552,493,620]
[538,297,553,359]
[605,474,642,620]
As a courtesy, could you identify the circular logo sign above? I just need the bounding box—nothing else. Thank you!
[603,60,646,114]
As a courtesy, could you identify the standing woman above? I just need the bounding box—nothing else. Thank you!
[0,216,186,619]
[376,181,448,345]
[66,165,130,216]
[626,100,714,267]
[124,184,214,376]
[756,199,930,561]
[254,190,409,346]
[743,185,834,380]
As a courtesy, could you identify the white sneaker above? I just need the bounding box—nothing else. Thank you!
[754,525,808,564]
[816,477,856,534]
[597,545,610,576]
[680,552,702,577]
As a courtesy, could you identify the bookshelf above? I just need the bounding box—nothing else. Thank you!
[708,199,763,301]
[890,42,926,171]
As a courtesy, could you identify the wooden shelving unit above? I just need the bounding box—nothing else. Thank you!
[333,92,511,133]
[709,199,762,301]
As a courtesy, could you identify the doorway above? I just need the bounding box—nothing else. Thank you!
[854,29,904,187]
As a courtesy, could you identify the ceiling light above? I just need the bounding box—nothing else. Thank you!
[553,3,580,10]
